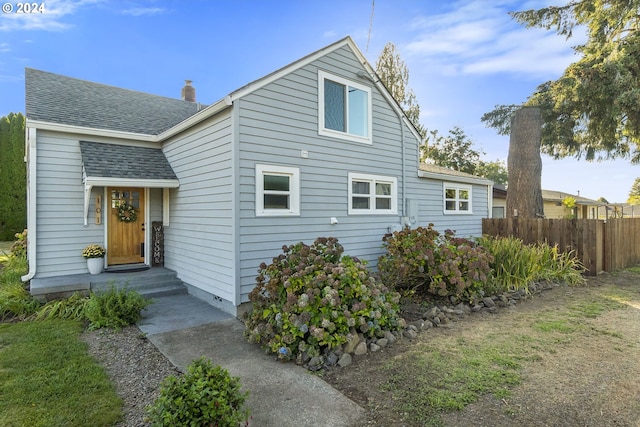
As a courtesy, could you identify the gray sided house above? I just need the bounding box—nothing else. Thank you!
[24,37,493,315]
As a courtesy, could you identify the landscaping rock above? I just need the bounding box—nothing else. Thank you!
[369,343,381,352]
[308,356,324,371]
[343,333,361,354]
[326,352,339,366]
[403,329,418,340]
[376,338,388,348]
[354,342,368,356]
[384,330,397,344]
[482,297,496,308]
[337,353,352,368]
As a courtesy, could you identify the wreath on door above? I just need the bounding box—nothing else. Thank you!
[117,202,138,223]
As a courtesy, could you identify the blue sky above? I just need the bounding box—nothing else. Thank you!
[1,0,637,202]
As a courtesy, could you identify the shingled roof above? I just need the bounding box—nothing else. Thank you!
[25,68,203,135]
[79,141,177,180]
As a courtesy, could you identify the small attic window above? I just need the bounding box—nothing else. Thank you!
[318,70,372,144]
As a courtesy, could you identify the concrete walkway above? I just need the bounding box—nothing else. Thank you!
[138,294,365,427]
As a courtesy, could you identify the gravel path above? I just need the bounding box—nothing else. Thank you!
[81,326,180,427]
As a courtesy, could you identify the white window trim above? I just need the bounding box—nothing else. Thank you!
[348,172,398,215]
[318,70,373,144]
[256,164,300,217]
[443,182,473,215]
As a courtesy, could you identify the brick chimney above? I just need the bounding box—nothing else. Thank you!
[181,80,196,102]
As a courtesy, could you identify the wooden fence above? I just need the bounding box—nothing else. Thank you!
[482,218,640,275]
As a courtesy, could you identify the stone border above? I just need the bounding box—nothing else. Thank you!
[309,281,559,371]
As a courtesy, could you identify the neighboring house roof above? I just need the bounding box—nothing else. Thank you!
[493,184,507,198]
[541,189,603,206]
[79,141,177,180]
[25,68,203,135]
[418,163,493,185]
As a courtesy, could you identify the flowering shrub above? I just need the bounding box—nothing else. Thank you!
[146,357,249,427]
[244,237,403,361]
[82,244,106,259]
[378,225,493,302]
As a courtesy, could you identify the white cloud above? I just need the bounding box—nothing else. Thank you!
[0,0,103,31]
[121,7,167,16]
[402,0,586,79]
[0,42,10,52]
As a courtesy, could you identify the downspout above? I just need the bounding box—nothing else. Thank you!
[395,109,406,219]
[22,127,37,282]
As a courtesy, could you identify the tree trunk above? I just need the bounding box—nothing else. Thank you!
[507,107,544,218]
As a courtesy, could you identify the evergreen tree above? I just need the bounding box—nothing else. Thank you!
[482,0,640,163]
[375,42,426,137]
[0,113,26,241]
[628,177,640,205]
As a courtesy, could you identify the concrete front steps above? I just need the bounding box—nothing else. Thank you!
[30,266,187,302]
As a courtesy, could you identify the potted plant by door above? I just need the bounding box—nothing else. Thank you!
[82,244,106,274]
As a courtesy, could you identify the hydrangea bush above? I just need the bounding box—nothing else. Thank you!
[244,237,404,362]
[378,225,493,302]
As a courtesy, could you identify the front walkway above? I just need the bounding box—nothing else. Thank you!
[140,294,366,427]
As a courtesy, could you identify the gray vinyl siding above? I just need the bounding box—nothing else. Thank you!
[34,131,104,277]
[412,178,489,237]
[236,46,407,302]
[161,110,236,304]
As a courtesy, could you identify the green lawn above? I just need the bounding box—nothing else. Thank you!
[0,320,123,427]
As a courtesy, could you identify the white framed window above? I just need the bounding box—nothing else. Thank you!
[348,173,397,215]
[444,183,472,214]
[318,70,372,144]
[256,164,300,216]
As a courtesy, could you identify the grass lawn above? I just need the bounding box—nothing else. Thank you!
[0,319,123,427]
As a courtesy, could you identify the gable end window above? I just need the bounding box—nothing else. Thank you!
[348,173,397,215]
[256,164,300,216]
[443,183,472,214]
[318,70,372,144]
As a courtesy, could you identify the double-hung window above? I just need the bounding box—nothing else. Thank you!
[319,70,372,143]
[256,164,300,216]
[348,173,397,214]
[444,183,472,214]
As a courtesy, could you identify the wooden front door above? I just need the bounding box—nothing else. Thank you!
[108,188,145,265]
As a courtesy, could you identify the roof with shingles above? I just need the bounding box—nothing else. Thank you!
[25,68,203,135]
[419,163,492,182]
[79,141,177,180]
[541,189,602,205]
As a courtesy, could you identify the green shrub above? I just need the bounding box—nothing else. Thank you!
[146,357,250,427]
[378,225,493,302]
[0,235,28,288]
[477,236,538,292]
[478,236,586,293]
[244,237,404,361]
[0,232,37,320]
[34,293,89,321]
[85,285,151,330]
[9,229,27,259]
[531,242,586,285]
[0,282,40,320]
